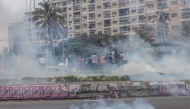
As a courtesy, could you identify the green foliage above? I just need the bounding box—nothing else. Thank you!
[64,34,129,57]
[133,24,155,44]
[20,75,130,83]
[33,1,64,53]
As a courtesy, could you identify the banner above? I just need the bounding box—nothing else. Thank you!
[159,82,169,94]
[70,85,79,97]
[168,82,177,93]
[58,85,69,98]
[51,85,59,98]
[149,82,159,95]
[177,82,186,94]
[33,85,41,98]
[41,85,51,97]
[0,86,4,98]
[13,86,22,98]
[23,85,33,98]
[4,86,13,98]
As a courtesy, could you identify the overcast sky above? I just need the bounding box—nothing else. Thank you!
[0,0,42,50]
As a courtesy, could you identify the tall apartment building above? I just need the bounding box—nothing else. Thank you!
[49,0,190,38]
[8,21,24,50]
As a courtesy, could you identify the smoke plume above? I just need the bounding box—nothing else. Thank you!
[70,99,155,109]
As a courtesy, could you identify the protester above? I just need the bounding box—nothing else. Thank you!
[75,56,83,70]
[98,54,105,69]
[91,53,98,70]
[114,50,121,66]
[120,52,127,65]
[104,53,111,72]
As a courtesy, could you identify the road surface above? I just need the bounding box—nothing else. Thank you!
[0,96,190,109]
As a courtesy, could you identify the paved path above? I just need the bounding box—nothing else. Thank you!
[0,96,190,109]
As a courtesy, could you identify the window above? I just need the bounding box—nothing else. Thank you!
[69,21,72,23]
[113,21,117,24]
[171,1,177,5]
[97,14,101,17]
[148,16,154,20]
[83,0,86,2]
[69,8,72,10]
[83,16,87,19]
[113,29,117,32]
[132,18,137,21]
[171,13,178,17]
[83,8,86,11]
[131,0,136,4]
[98,22,102,25]
[147,4,154,8]
[112,3,117,6]
[69,34,72,36]
[139,15,145,21]
[69,28,72,30]
[69,14,72,17]
[68,1,71,4]
[112,12,117,15]
[98,31,102,34]
[138,6,144,13]
[97,6,101,9]
[131,9,136,13]
[172,25,178,30]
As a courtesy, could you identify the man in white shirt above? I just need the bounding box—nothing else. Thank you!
[91,53,98,70]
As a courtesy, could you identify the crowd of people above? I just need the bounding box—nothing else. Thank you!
[72,50,128,71]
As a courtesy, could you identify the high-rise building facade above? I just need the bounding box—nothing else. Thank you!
[49,0,190,38]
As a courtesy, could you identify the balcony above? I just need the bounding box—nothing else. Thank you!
[89,6,95,12]
[74,12,80,18]
[73,0,80,5]
[104,13,110,18]
[62,8,67,13]
[74,26,80,31]
[73,6,80,11]
[74,20,80,25]
[62,14,67,19]
[104,20,111,27]
[89,22,96,29]
[119,20,130,24]
[89,30,96,35]
[103,3,111,9]
[62,2,67,6]
[138,0,144,4]
[104,29,111,34]
[89,13,95,20]
[119,9,129,16]
[89,0,95,3]
[119,0,129,7]
[120,27,130,34]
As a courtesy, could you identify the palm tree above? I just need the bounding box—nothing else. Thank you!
[33,0,64,52]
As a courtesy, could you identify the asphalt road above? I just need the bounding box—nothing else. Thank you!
[0,96,190,109]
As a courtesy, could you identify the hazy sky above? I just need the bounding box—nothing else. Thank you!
[0,0,42,50]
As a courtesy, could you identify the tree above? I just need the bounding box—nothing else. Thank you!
[33,1,64,52]
[133,24,155,44]
[64,34,129,57]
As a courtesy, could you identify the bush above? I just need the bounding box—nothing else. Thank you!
[19,75,130,83]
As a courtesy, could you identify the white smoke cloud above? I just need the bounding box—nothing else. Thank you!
[70,99,155,109]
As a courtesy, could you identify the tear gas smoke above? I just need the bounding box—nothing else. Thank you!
[1,35,190,82]
[70,99,155,109]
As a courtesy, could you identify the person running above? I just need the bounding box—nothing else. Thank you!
[120,52,127,65]
[91,53,98,70]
